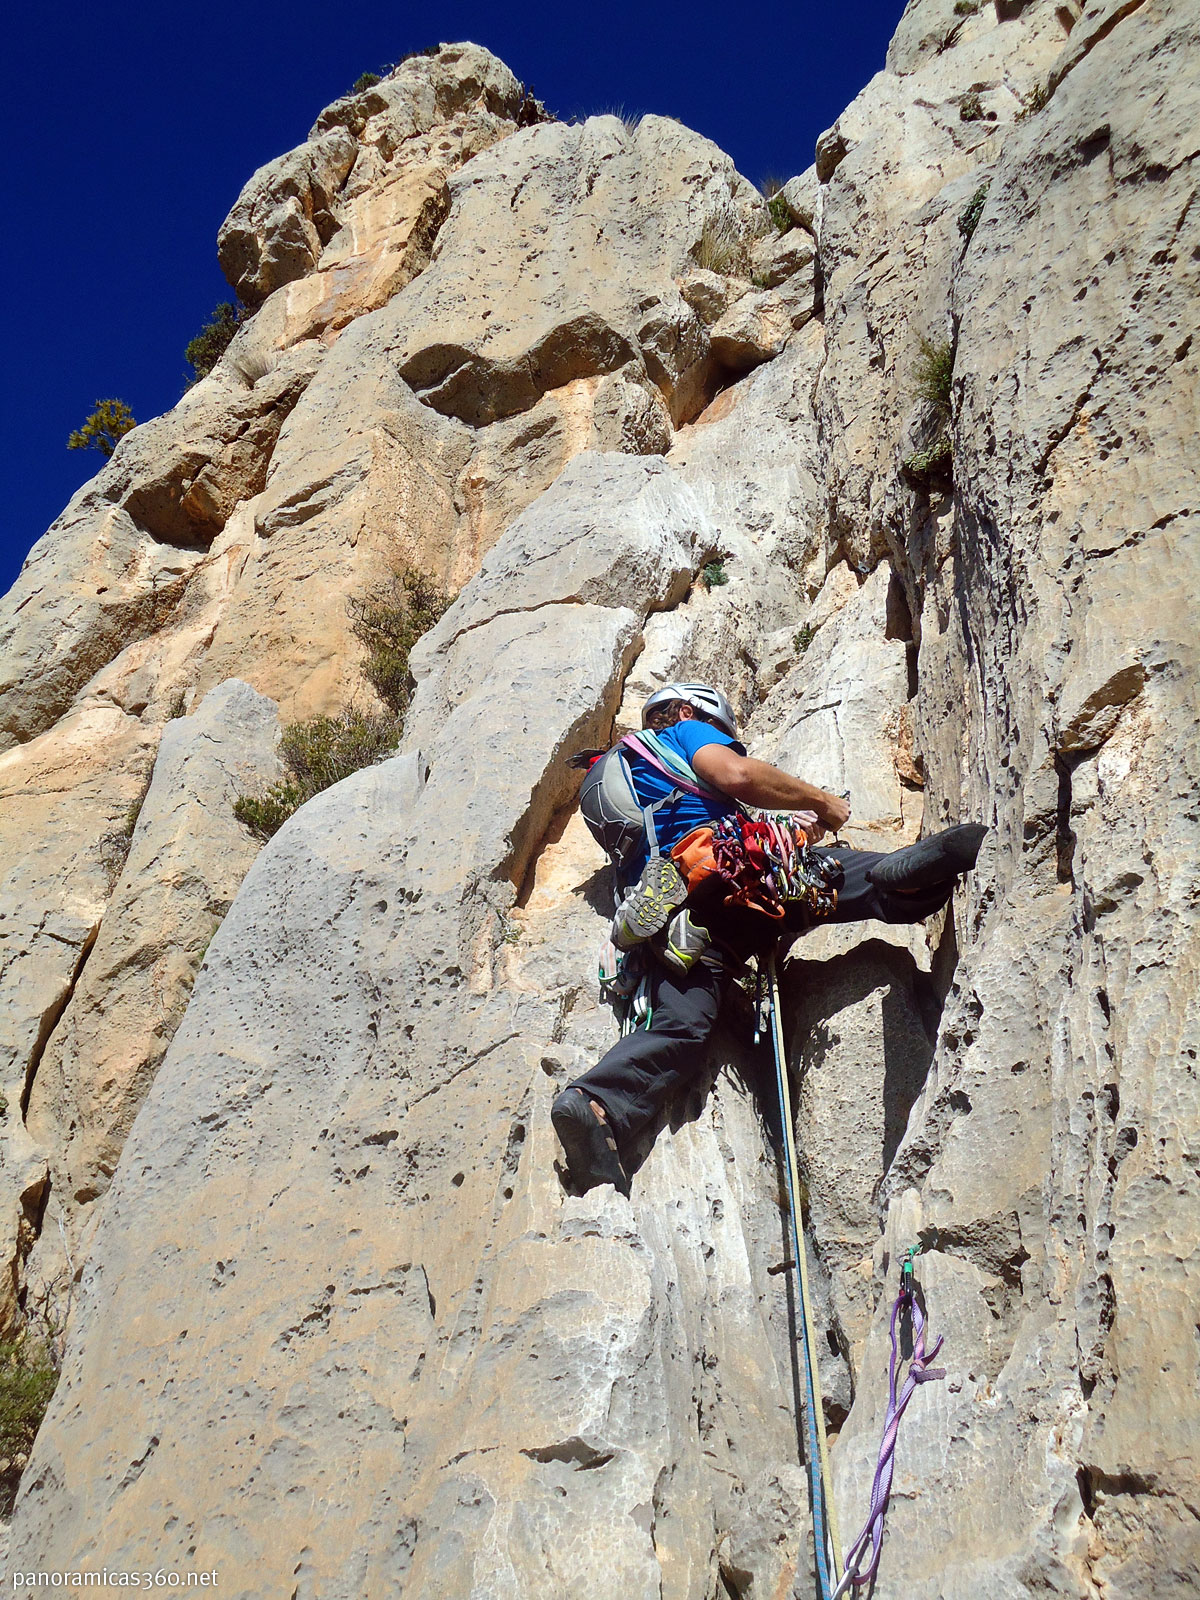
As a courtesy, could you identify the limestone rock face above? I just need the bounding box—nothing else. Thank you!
[374,111,762,427]
[7,462,809,1599]
[748,564,919,848]
[4,3,1199,1597]
[218,127,360,306]
[0,342,321,753]
[0,706,154,1143]
[0,41,775,1258]
[218,44,525,310]
[25,679,280,1224]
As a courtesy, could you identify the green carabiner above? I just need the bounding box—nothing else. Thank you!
[901,1242,922,1296]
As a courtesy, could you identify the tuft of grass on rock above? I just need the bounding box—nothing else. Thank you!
[694,217,750,277]
[913,336,955,415]
[0,1337,58,1508]
[905,336,956,483]
[599,105,641,137]
[958,183,990,243]
[958,91,985,122]
[352,71,382,94]
[701,561,730,588]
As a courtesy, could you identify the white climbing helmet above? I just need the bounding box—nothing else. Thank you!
[641,682,738,739]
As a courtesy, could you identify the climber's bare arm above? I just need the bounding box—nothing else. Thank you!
[691,745,851,832]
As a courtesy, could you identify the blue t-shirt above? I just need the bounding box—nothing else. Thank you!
[624,721,743,881]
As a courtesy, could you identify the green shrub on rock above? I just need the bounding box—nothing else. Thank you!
[234,709,402,841]
[1016,81,1051,121]
[905,336,956,483]
[766,194,793,235]
[185,302,249,382]
[352,71,382,93]
[234,569,454,841]
[348,570,454,716]
[794,622,817,655]
[232,782,305,842]
[904,435,954,478]
[958,183,990,242]
[913,336,954,415]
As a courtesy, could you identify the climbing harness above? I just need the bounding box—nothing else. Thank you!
[831,1246,945,1597]
[759,951,945,1600]
[583,731,945,1589]
[760,948,843,1598]
[579,730,840,971]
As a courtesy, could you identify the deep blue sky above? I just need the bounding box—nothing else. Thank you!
[1,0,904,596]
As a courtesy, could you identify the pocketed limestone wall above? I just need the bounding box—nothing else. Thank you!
[2,5,1197,1595]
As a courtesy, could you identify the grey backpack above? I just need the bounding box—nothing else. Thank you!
[578,732,720,885]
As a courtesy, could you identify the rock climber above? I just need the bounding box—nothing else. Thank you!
[551,681,986,1197]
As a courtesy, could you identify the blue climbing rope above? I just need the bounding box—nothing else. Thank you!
[763,949,842,1599]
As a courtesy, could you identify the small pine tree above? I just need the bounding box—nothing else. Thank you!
[67,399,136,459]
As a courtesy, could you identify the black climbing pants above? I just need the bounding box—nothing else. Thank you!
[571,844,955,1152]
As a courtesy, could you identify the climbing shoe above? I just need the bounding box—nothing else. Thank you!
[611,855,689,950]
[655,909,714,974]
[551,1088,631,1198]
[867,823,988,891]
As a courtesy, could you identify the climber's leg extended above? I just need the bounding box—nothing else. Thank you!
[810,823,987,928]
[866,822,988,891]
[553,960,724,1191]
